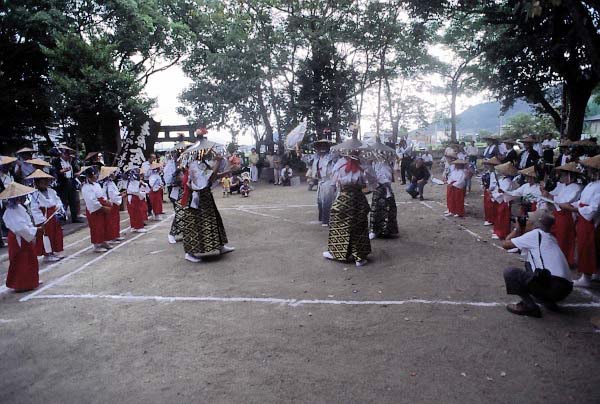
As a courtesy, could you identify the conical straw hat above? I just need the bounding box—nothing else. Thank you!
[57,144,75,151]
[483,157,501,166]
[98,166,118,181]
[0,156,17,165]
[518,166,537,178]
[25,158,51,167]
[25,169,54,180]
[580,155,600,170]
[0,182,36,200]
[330,131,363,156]
[76,166,92,176]
[554,162,584,174]
[520,136,537,143]
[452,159,468,165]
[495,162,518,176]
[16,147,35,154]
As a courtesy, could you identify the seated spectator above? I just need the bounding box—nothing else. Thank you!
[230,175,241,194]
[240,179,252,197]
[280,164,293,186]
[406,158,430,201]
[502,212,573,318]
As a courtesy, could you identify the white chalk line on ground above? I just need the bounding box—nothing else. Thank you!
[24,293,600,309]
[19,214,174,302]
[0,216,131,262]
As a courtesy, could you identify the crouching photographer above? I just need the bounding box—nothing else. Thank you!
[502,211,573,318]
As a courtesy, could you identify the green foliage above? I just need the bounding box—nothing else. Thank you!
[501,113,558,139]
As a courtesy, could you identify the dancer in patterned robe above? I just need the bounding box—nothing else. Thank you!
[180,154,234,263]
[323,133,374,267]
[168,168,185,244]
[312,140,337,227]
[369,160,398,239]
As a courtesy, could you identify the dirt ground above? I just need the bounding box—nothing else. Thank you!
[0,169,599,404]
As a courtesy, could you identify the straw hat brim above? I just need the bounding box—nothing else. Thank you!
[0,182,37,200]
[16,147,35,154]
[25,158,51,167]
[483,157,501,166]
[554,162,584,174]
[25,169,54,180]
[98,166,118,181]
[495,162,518,176]
[57,144,75,151]
[0,156,17,165]
[580,155,600,170]
[518,166,537,177]
[520,137,538,143]
[452,159,467,165]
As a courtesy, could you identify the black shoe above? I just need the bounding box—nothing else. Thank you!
[72,219,84,224]
[419,196,424,201]
[506,302,542,318]
[540,300,560,312]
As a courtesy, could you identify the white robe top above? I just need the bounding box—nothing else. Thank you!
[0,172,13,188]
[574,181,600,224]
[149,172,163,192]
[311,153,335,182]
[82,182,104,213]
[374,162,393,185]
[3,205,38,247]
[332,158,367,186]
[30,188,64,225]
[103,181,122,205]
[448,169,466,189]
[492,177,516,203]
[163,159,176,186]
[550,183,582,211]
[507,183,544,207]
[487,171,500,192]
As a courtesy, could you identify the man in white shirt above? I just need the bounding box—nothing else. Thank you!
[502,212,573,317]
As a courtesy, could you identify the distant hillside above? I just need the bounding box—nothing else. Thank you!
[414,100,535,136]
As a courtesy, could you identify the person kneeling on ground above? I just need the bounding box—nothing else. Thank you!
[280,164,293,186]
[240,179,252,197]
[406,157,430,200]
[502,211,573,318]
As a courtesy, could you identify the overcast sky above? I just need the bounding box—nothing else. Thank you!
[144,50,489,146]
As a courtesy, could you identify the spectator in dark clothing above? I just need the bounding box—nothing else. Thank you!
[518,136,541,169]
[502,212,573,317]
[230,175,241,194]
[501,139,519,165]
[406,158,430,201]
[52,148,82,223]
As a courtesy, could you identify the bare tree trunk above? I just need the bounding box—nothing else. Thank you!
[450,81,458,143]
[565,82,593,141]
[256,85,274,153]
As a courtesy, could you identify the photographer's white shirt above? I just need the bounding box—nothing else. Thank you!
[511,229,571,280]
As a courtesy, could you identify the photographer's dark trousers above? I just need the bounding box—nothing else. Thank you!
[400,157,413,184]
[503,266,572,308]
[57,182,80,222]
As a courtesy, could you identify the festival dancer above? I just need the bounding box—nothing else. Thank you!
[81,167,113,253]
[323,131,373,267]
[168,168,185,244]
[27,169,64,262]
[445,159,468,218]
[368,138,398,239]
[506,166,545,214]
[491,162,518,240]
[0,183,43,291]
[312,139,337,227]
[100,166,124,244]
[148,162,164,220]
[542,162,583,267]
[125,168,147,233]
[481,157,501,226]
[179,133,234,263]
[558,156,600,287]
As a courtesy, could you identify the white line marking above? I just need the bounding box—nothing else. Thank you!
[221,204,315,210]
[19,215,173,302]
[25,293,600,308]
[235,207,307,225]
[149,249,165,255]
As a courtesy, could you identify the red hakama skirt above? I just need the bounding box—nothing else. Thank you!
[494,202,511,239]
[138,195,149,222]
[149,189,163,215]
[448,186,465,216]
[483,189,495,223]
[6,232,39,291]
[552,210,576,267]
[127,195,145,230]
[576,214,597,275]
[105,204,121,241]
[86,207,108,245]
[35,206,64,256]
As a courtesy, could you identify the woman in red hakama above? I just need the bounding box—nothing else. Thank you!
[126,168,148,233]
[148,163,164,219]
[100,166,123,243]
[444,160,467,217]
[27,170,65,262]
[1,184,43,292]
[81,167,113,253]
